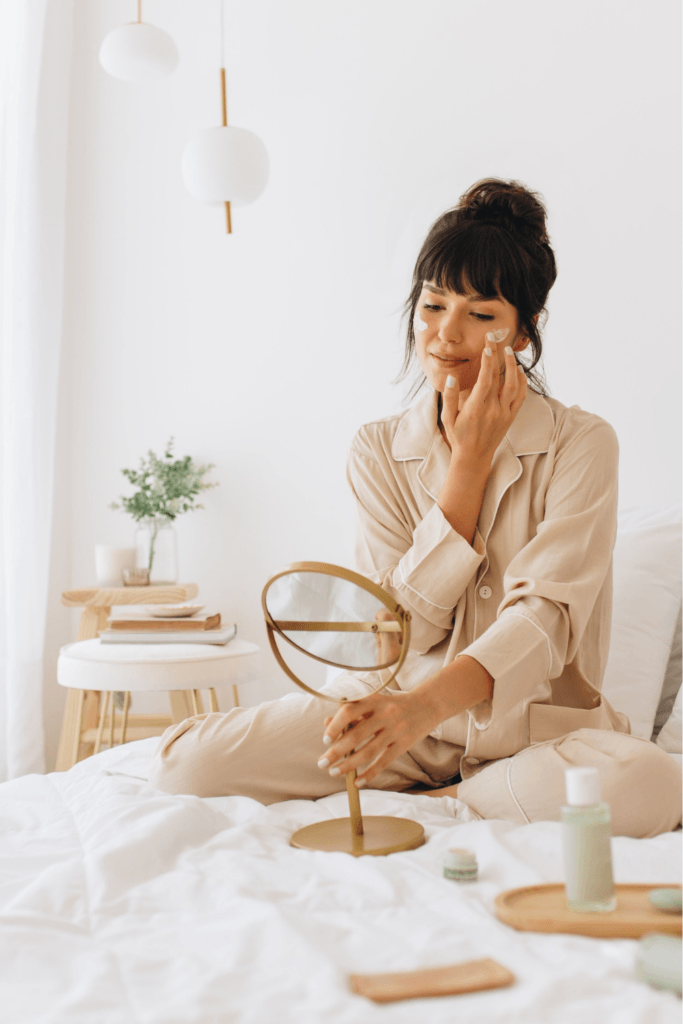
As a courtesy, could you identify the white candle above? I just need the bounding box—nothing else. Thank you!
[95,546,136,587]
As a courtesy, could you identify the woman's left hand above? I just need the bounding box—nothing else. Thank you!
[319,688,441,787]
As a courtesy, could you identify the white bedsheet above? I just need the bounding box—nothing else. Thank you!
[1,738,680,1024]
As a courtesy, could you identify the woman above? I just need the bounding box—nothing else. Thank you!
[149,179,680,837]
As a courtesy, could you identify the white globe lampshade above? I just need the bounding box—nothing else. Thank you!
[99,23,179,82]
[182,126,269,207]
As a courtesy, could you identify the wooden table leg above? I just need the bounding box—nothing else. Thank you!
[55,688,86,771]
[169,691,191,724]
[56,606,111,770]
[75,607,110,762]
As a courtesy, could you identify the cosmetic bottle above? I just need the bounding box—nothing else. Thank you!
[561,767,616,912]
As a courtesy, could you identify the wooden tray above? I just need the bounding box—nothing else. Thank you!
[495,884,682,938]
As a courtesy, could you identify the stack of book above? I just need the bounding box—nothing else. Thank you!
[99,612,237,645]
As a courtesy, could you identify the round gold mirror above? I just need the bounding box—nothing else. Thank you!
[262,561,425,857]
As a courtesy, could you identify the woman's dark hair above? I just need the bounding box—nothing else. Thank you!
[397,178,557,399]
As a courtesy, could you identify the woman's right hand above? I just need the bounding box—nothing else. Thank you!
[437,340,527,546]
[441,339,527,467]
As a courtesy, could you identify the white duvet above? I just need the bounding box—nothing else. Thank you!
[1,738,680,1024]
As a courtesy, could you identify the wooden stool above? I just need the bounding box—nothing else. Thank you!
[56,584,199,769]
[56,637,260,768]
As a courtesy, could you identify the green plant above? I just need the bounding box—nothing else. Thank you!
[110,439,218,571]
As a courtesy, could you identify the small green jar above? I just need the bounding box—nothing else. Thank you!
[443,848,478,882]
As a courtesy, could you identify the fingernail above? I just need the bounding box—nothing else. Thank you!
[355,777,367,788]
[505,345,513,355]
[317,757,329,769]
[518,365,525,374]
[322,734,332,746]
[329,767,341,777]
[484,347,492,357]
[446,375,456,388]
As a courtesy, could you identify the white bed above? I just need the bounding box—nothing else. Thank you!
[2,506,681,1023]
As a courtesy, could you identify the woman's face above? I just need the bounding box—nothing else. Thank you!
[414,280,531,406]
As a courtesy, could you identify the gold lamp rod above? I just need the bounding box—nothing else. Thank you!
[221,69,232,234]
[137,0,142,23]
[219,0,232,234]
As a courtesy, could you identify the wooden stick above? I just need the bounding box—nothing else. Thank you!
[94,692,110,755]
[121,692,131,745]
[109,692,116,749]
[220,68,232,234]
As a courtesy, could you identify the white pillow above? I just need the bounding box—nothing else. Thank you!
[601,506,682,739]
[652,602,682,739]
[657,687,682,755]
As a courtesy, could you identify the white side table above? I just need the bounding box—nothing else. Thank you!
[57,583,201,771]
[57,638,260,767]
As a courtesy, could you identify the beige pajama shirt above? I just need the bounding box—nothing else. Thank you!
[149,388,682,836]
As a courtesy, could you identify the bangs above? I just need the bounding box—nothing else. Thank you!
[419,222,521,305]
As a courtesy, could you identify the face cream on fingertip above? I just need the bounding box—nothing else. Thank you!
[414,314,428,332]
[445,375,456,388]
[486,328,509,343]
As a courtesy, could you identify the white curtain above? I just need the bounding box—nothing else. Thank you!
[0,0,73,779]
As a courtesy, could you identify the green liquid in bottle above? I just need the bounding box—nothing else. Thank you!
[561,801,616,913]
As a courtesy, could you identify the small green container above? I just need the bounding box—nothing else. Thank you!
[636,933,682,996]
[443,848,478,882]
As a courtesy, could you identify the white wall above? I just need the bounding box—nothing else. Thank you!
[43,0,681,769]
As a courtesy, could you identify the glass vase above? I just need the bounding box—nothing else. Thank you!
[135,517,178,584]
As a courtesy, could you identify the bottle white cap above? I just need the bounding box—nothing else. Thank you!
[565,767,601,806]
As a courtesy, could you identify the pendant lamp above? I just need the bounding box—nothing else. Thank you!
[181,1,269,233]
[99,0,179,83]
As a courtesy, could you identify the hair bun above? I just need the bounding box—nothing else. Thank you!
[458,178,550,246]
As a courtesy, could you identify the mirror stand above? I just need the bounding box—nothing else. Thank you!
[290,777,425,856]
[290,698,425,857]
[263,562,426,857]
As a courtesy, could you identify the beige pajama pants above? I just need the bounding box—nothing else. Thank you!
[148,679,682,839]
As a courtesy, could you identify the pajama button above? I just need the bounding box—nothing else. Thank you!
[478,585,492,599]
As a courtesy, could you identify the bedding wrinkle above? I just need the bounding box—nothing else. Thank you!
[2,738,681,1021]
[41,776,141,1024]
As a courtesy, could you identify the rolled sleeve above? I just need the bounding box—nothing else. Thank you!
[348,446,485,653]
[397,505,485,627]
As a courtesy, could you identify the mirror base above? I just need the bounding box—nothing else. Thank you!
[290,816,425,857]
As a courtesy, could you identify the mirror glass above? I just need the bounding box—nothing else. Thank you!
[264,570,402,671]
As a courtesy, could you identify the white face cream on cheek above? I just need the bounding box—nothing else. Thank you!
[414,313,428,333]
[485,328,509,344]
